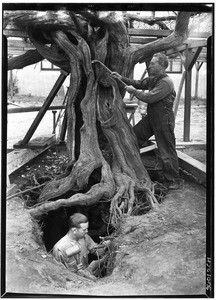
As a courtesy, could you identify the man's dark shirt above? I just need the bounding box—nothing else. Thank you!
[122,74,176,109]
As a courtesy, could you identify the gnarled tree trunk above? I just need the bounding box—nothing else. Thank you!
[5,9,191,227]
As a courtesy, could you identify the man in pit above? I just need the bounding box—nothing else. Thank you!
[52,212,110,280]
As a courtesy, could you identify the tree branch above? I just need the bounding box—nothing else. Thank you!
[123,11,191,73]
[123,13,176,30]
[8,49,43,70]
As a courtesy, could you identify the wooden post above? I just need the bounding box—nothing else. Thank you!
[17,72,67,146]
[174,70,186,119]
[184,48,192,142]
[8,55,14,100]
[195,61,203,99]
[183,46,203,142]
[9,70,13,99]
[59,111,67,142]
[52,110,57,134]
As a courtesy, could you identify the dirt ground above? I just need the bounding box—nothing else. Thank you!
[3,95,209,297]
[5,177,207,296]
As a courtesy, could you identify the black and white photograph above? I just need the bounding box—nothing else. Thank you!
[1,2,213,297]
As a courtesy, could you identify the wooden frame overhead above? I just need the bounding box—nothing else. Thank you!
[5,25,210,145]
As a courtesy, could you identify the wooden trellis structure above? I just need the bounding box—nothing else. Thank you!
[5,25,210,144]
[128,28,210,142]
[4,24,210,144]
[5,22,210,196]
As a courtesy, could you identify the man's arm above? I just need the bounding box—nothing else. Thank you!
[111,72,150,90]
[121,76,149,90]
[126,79,173,104]
[86,235,109,257]
[52,240,81,267]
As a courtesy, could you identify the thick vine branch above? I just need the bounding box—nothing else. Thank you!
[8,49,43,70]
[123,13,176,29]
[30,161,115,218]
[121,11,191,76]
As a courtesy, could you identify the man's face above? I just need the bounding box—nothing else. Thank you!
[74,222,89,239]
[148,56,163,76]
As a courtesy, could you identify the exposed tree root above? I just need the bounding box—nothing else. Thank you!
[29,161,115,219]
[30,183,110,219]
[109,174,158,229]
[6,10,191,228]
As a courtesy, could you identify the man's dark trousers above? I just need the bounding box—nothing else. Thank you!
[133,100,180,183]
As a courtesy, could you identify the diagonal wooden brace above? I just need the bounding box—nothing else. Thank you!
[17,72,68,146]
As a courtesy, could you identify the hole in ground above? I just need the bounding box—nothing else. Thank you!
[37,201,116,277]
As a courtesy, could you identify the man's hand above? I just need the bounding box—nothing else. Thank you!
[95,240,110,249]
[102,240,111,248]
[125,85,136,93]
[110,71,122,80]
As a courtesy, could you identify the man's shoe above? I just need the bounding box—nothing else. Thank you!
[167,180,183,190]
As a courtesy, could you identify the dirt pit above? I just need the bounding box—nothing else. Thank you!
[4,96,209,296]
[4,146,208,297]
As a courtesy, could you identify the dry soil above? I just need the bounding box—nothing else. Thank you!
[3,96,210,297]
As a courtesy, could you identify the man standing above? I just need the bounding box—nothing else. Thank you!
[111,53,182,189]
[52,213,110,280]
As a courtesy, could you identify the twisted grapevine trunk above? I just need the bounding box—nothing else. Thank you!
[5,10,191,226]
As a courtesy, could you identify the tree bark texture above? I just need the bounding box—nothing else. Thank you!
[5,10,191,226]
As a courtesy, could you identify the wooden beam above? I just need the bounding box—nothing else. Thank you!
[7,183,18,197]
[8,39,34,48]
[7,147,50,175]
[14,135,56,149]
[195,61,204,98]
[183,46,203,142]
[140,144,157,154]
[8,49,29,56]
[4,26,211,40]
[17,72,67,146]
[184,47,192,142]
[129,37,157,44]
[8,47,36,54]
[128,28,172,37]
[149,140,206,147]
[7,146,50,195]
[165,39,207,56]
[177,150,206,184]
[196,61,204,71]
[185,32,210,39]
[8,101,24,107]
[59,111,67,142]
[9,69,13,99]
[5,27,208,59]
[3,29,28,38]
[8,105,66,114]
[128,28,210,39]
[176,141,205,147]
[125,103,138,126]
[140,141,206,184]
[188,47,203,70]
[174,71,186,119]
